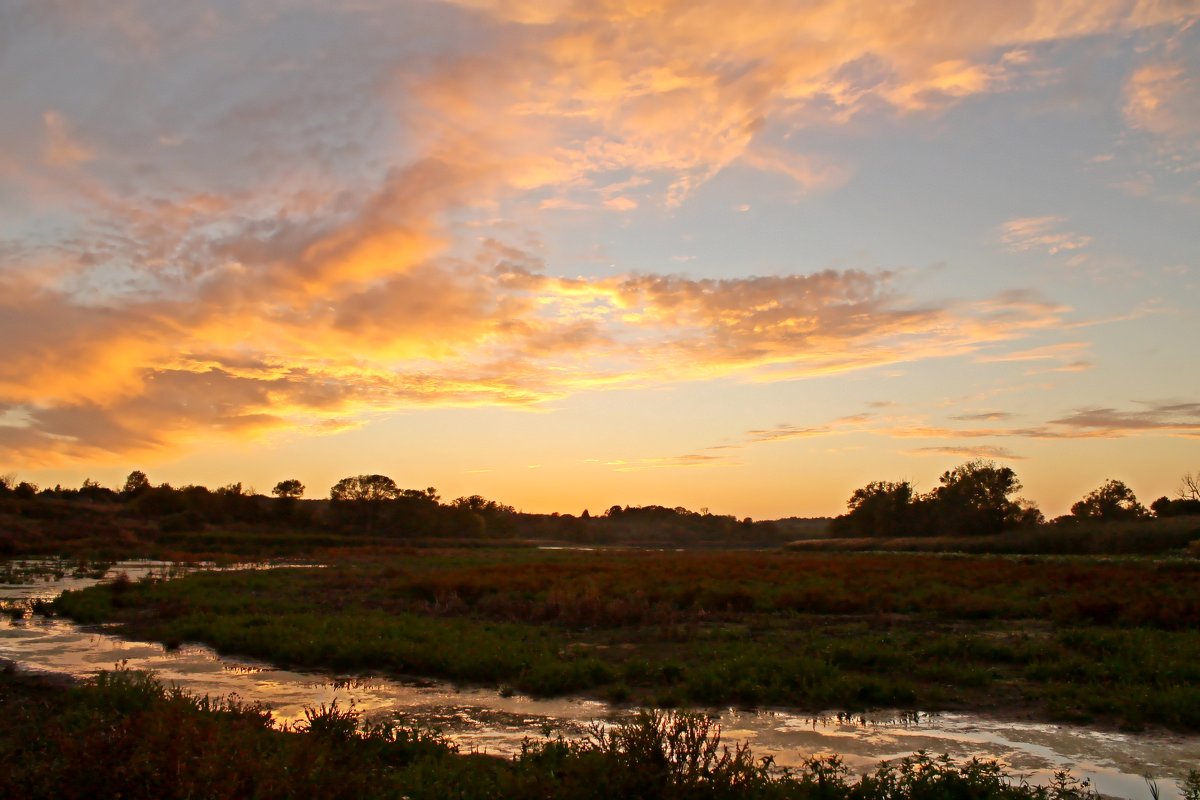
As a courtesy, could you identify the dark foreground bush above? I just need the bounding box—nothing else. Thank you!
[4,666,1184,800]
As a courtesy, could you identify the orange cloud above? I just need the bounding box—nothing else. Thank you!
[871,401,1200,444]
[5,1,1197,468]
[608,452,740,472]
[906,445,1026,460]
[974,341,1091,364]
[1001,216,1091,255]
[41,111,94,166]
[0,250,1078,463]
[412,0,1198,205]
[1125,61,1200,140]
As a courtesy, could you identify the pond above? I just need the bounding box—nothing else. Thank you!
[2,559,1196,799]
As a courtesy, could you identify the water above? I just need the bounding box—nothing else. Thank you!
[2,560,1197,799]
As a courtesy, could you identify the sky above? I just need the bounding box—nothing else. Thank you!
[2,0,1199,519]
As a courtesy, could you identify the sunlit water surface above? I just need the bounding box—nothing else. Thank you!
[1,560,1196,799]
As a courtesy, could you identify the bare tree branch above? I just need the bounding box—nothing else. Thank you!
[1180,471,1200,502]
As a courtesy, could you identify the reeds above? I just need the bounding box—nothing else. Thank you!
[0,668,1114,799]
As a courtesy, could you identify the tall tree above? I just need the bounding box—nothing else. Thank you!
[329,474,400,531]
[927,460,1038,535]
[832,480,916,537]
[1071,479,1148,521]
[122,470,151,498]
[330,475,399,503]
[272,479,305,500]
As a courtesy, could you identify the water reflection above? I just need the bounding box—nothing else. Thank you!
[2,560,1197,799]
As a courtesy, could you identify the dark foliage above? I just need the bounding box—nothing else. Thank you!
[832,461,1040,537]
[0,667,1117,800]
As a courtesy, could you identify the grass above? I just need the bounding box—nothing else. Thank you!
[786,517,1200,556]
[1,665,1148,800]
[51,549,1200,731]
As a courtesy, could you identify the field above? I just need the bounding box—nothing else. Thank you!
[786,517,1200,556]
[53,548,1200,732]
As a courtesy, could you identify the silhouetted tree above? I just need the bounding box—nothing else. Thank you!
[330,475,399,503]
[384,487,444,536]
[213,482,263,523]
[272,479,305,500]
[450,494,517,537]
[1071,479,1148,521]
[330,474,399,531]
[269,478,307,524]
[833,461,1040,538]
[927,460,1037,535]
[132,484,187,517]
[78,478,116,503]
[1152,495,1200,517]
[122,470,151,499]
[831,480,916,537]
[451,495,515,515]
[1180,471,1200,502]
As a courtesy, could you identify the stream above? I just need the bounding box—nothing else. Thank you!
[1,559,1196,799]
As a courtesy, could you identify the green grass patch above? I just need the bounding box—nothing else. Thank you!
[49,550,1200,731]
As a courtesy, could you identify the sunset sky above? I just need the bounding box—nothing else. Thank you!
[3,1,1199,518]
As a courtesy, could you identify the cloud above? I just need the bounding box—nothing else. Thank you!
[609,395,1200,475]
[975,342,1090,364]
[746,425,835,444]
[414,0,1199,204]
[739,143,850,193]
[1047,402,1200,435]
[951,411,1015,422]
[1124,61,1200,141]
[1116,15,1200,187]
[906,445,1026,460]
[747,414,873,443]
[973,341,1094,374]
[879,400,1200,444]
[607,275,1067,380]
[603,196,639,211]
[1000,216,1091,255]
[0,249,1074,462]
[609,452,740,471]
[628,412,876,470]
[41,111,94,166]
[4,1,1198,465]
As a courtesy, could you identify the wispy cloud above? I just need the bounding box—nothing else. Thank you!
[950,411,1014,422]
[883,400,1200,442]
[605,396,1200,477]
[607,452,740,471]
[905,445,1026,460]
[41,111,94,167]
[1048,402,1200,435]
[973,341,1094,374]
[1125,61,1200,141]
[1000,216,1091,255]
[747,415,873,444]
[975,342,1089,364]
[746,425,834,444]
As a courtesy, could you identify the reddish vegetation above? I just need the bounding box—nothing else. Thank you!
[382,551,1200,630]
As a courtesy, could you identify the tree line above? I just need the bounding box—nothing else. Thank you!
[3,462,1197,541]
[0,471,790,545]
[831,460,1200,538]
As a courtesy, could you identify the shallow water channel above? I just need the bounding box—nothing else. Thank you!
[1,560,1196,799]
